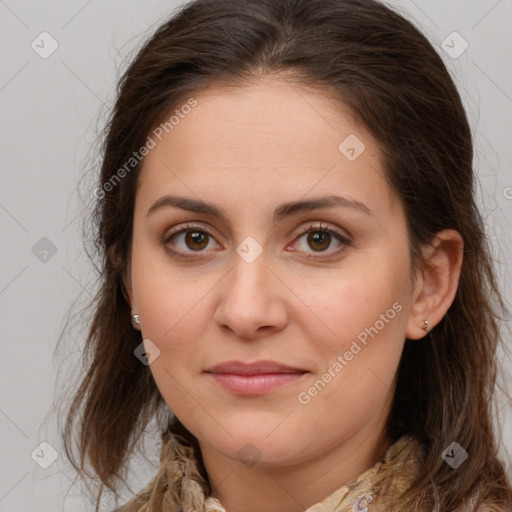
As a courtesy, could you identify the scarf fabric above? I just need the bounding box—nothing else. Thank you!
[114,433,427,512]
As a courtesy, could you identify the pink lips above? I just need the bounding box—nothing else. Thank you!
[204,360,308,395]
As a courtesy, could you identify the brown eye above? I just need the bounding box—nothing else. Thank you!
[163,223,220,259]
[182,230,210,251]
[293,222,352,258]
[306,231,332,252]
[163,222,351,261]
[166,228,214,252]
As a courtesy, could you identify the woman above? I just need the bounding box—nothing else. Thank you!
[61,0,512,510]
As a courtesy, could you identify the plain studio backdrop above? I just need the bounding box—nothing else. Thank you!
[0,0,511,510]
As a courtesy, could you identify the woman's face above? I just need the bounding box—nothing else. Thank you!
[128,77,421,470]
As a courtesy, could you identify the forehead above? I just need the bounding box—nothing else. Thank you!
[149,78,360,164]
[137,77,400,220]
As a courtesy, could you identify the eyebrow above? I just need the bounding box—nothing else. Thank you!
[146,194,374,221]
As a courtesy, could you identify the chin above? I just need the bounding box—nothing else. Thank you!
[214,433,307,468]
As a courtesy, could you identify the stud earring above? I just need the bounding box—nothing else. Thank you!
[423,319,431,333]
[131,314,141,327]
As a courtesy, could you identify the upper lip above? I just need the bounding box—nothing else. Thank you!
[204,360,307,375]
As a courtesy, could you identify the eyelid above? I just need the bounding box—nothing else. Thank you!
[292,221,351,244]
[164,222,220,241]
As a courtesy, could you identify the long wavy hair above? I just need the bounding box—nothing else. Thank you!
[59,0,512,510]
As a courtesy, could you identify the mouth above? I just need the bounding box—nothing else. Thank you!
[204,360,308,395]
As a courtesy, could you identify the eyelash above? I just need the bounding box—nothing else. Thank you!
[163,222,352,260]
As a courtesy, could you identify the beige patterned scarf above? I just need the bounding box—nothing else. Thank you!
[114,432,429,512]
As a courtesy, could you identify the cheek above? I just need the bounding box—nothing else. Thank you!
[131,239,213,343]
[295,257,407,353]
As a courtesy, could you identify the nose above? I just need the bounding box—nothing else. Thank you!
[213,250,288,340]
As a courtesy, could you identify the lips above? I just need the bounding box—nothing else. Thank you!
[204,360,308,395]
[204,359,307,375]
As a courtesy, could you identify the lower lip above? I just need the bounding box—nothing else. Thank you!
[206,372,307,395]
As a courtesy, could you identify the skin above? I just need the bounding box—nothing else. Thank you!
[125,75,463,512]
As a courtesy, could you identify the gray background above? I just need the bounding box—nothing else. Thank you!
[1,0,511,510]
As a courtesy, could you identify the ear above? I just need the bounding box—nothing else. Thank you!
[405,229,464,340]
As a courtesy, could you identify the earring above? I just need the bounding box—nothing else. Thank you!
[131,314,141,327]
[423,319,431,333]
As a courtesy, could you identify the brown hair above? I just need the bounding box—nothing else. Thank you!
[60,0,512,509]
